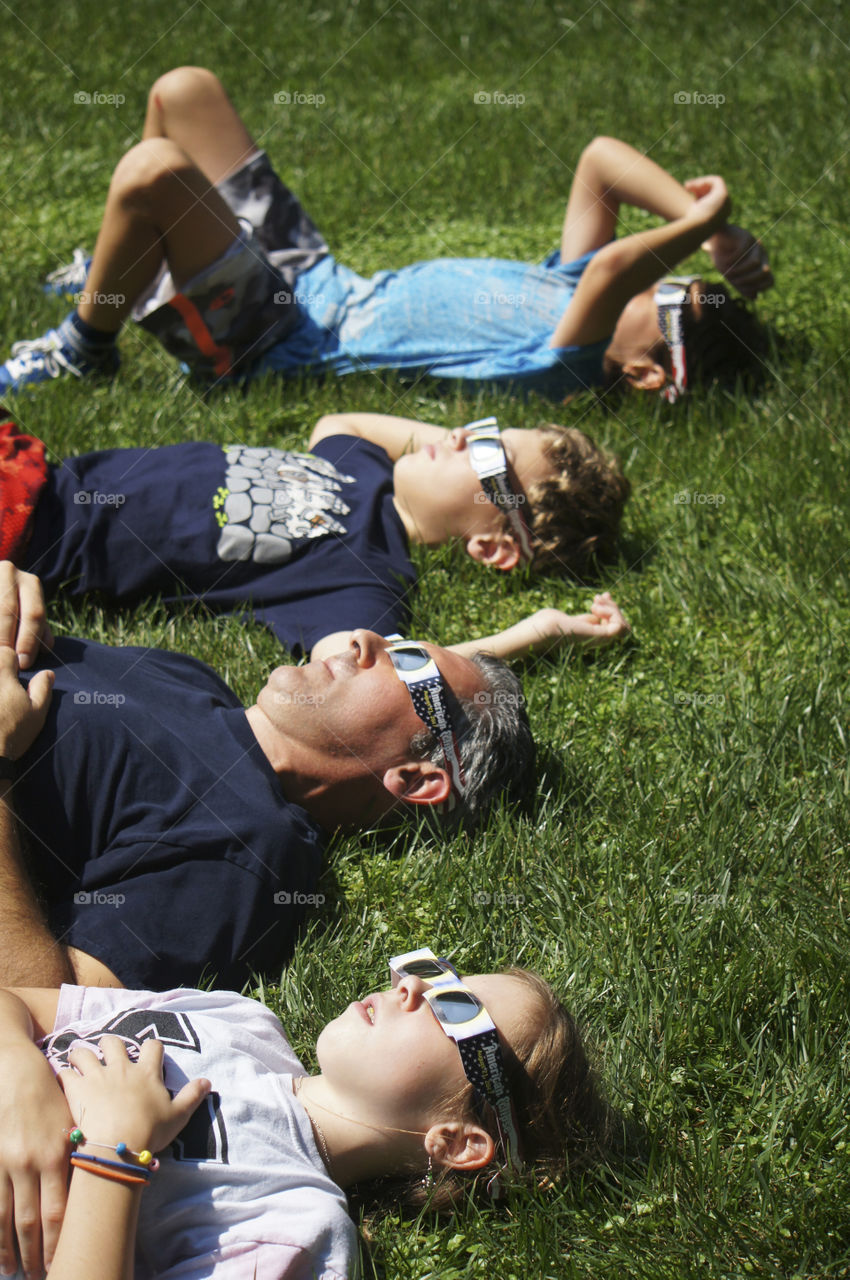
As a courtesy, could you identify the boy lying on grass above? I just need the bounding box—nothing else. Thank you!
[3,407,630,662]
[1,66,772,400]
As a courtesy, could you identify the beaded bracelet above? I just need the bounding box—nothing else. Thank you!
[70,1154,150,1188]
[67,1128,160,1172]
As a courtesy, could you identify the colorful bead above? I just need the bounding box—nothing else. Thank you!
[69,1127,84,1144]
[115,1142,128,1156]
[138,1150,153,1166]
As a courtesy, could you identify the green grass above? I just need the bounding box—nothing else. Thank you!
[3,1,850,1275]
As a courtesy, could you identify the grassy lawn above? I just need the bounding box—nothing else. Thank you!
[2,0,849,1275]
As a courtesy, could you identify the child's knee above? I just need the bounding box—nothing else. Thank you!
[148,66,225,116]
[110,139,194,209]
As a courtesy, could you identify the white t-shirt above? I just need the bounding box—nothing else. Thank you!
[38,985,357,1279]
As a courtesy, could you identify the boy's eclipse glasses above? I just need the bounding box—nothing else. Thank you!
[654,275,699,403]
[463,418,535,563]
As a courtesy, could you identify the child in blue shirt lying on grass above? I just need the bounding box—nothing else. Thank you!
[3,407,631,663]
[1,67,772,401]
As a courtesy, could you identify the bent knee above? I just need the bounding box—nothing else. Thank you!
[110,138,196,206]
[148,66,225,115]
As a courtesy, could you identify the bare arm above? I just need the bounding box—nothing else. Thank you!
[0,986,69,1276]
[551,176,733,348]
[310,596,630,665]
[308,412,449,461]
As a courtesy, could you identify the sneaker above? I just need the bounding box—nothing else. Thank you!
[0,320,119,394]
[43,249,93,297]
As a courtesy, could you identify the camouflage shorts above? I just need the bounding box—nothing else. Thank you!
[132,152,328,382]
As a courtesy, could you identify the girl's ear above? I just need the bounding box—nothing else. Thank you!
[424,1121,496,1171]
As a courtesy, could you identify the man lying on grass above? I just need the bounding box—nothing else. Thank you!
[0,66,773,400]
[0,562,534,994]
[2,406,630,662]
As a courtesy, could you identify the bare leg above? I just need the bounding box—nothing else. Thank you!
[77,68,254,333]
[560,136,694,262]
[77,139,240,332]
[141,65,258,185]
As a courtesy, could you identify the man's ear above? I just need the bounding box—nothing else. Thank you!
[382,762,452,807]
[465,533,521,573]
[622,357,667,392]
[424,1121,495,1171]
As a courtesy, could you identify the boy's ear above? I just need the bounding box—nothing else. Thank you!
[622,357,667,392]
[382,762,452,807]
[465,533,521,572]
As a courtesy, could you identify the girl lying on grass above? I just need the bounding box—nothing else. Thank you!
[0,949,607,1279]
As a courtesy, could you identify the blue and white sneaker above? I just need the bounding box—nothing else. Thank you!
[43,249,93,297]
[0,318,119,394]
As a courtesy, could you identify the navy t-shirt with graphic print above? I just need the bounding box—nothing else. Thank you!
[16,637,326,990]
[23,435,414,655]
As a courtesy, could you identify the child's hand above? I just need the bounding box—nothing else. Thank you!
[533,594,631,650]
[683,176,733,237]
[58,1036,210,1160]
[702,224,774,298]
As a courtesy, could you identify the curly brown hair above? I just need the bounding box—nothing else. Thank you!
[523,426,631,577]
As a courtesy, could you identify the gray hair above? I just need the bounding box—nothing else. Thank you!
[409,653,535,832]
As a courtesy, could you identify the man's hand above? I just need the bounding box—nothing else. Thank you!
[0,561,54,671]
[702,223,774,299]
[0,647,54,760]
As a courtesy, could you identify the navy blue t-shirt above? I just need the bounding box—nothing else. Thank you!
[23,436,414,655]
[16,638,325,989]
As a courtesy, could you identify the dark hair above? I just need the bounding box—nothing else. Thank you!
[680,285,769,388]
[356,969,610,1215]
[525,425,631,577]
[409,653,535,833]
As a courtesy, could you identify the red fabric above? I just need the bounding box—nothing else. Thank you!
[0,410,49,561]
